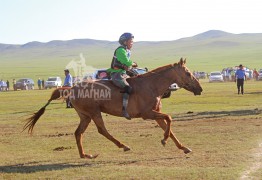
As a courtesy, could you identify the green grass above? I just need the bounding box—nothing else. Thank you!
[0,80,261,179]
[163,79,262,113]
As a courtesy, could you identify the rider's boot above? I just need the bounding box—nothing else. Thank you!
[122,93,131,120]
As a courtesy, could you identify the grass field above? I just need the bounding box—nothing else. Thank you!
[0,79,261,179]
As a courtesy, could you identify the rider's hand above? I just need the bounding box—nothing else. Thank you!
[132,62,138,68]
[122,65,129,71]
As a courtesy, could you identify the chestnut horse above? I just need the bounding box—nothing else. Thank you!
[23,58,202,159]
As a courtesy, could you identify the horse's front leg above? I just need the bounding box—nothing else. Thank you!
[150,110,172,145]
[155,119,192,154]
[152,101,191,154]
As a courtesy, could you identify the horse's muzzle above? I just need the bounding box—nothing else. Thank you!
[194,91,202,95]
[194,88,203,95]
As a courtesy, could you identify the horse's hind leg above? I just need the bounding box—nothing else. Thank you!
[75,113,98,159]
[155,119,192,154]
[92,114,131,151]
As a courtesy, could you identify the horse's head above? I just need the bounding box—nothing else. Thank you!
[173,58,203,95]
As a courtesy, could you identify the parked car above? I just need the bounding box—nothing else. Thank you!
[14,78,34,90]
[85,68,179,98]
[0,80,7,91]
[45,77,62,89]
[258,69,262,81]
[209,71,224,82]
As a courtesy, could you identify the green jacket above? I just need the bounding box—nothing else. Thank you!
[107,46,133,74]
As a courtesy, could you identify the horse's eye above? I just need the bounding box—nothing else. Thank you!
[186,72,191,77]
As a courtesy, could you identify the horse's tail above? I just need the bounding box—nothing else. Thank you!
[23,87,70,134]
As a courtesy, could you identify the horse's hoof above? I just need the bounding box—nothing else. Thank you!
[90,154,99,159]
[123,146,131,151]
[182,147,192,154]
[81,154,99,159]
[161,139,167,146]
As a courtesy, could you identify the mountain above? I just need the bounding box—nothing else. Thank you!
[192,30,233,39]
[0,39,115,50]
[0,30,262,81]
[1,30,262,51]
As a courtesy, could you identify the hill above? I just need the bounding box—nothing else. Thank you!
[0,30,262,81]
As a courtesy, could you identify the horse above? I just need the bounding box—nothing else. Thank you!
[23,58,203,159]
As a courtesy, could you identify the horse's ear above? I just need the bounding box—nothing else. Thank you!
[179,58,186,66]
[179,58,183,66]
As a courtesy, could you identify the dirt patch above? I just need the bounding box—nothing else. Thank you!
[44,133,74,138]
[240,141,262,179]
[53,146,72,151]
[139,134,152,137]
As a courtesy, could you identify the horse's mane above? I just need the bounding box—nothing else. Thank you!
[134,63,179,79]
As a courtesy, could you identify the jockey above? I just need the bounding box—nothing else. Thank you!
[107,33,137,120]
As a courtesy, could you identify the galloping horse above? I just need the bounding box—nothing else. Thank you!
[23,58,203,159]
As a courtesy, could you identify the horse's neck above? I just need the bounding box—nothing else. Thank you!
[133,65,177,96]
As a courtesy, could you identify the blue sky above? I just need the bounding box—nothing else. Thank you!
[1,0,262,44]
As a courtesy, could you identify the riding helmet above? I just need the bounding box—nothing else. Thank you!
[119,33,134,46]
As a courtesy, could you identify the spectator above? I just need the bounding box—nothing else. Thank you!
[37,78,42,90]
[230,70,235,82]
[253,68,259,81]
[63,69,73,108]
[42,79,45,89]
[13,79,16,90]
[6,80,9,91]
[248,70,252,80]
[235,64,246,95]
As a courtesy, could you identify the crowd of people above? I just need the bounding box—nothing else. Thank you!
[221,66,260,82]
[192,67,260,82]
[0,78,45,91]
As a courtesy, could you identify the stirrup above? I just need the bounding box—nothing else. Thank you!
[122,109,131,120]
[122,93,131,120]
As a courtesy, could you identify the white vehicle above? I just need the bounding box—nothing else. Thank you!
[209,71,224,82]
[45,77,62,89]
